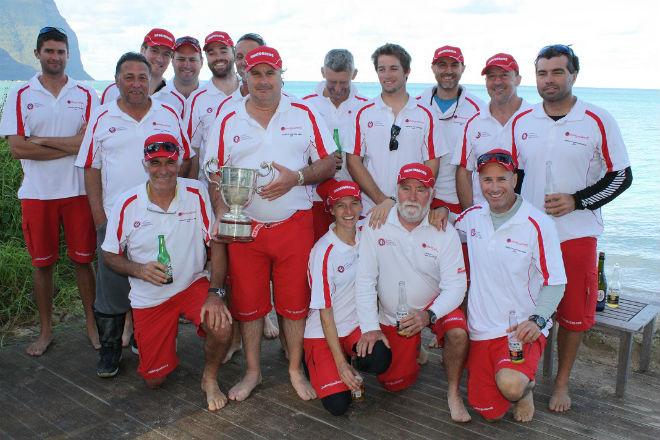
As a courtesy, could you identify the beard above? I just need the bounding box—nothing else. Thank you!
[210,62,233,79]
[397,199,431,224]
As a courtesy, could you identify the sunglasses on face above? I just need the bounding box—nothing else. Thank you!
[144,142,178,156]
[39,26,66,36]
[389,124,402,151]
[476,152,514,169]
[176,36,200,47]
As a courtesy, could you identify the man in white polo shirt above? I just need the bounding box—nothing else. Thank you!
[102,133,232,411]
[0,27,99,356]
[454,53,530,210]
[75,52,192,378]
[346,43,438,226]
[355,163,471,423]
[455,149,566,422]
[511,45,632,412]
[234,33,266,97]
[416,45,485,217]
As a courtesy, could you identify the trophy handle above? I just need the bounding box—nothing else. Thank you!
[203,158,222,190]
[255,161,275,194]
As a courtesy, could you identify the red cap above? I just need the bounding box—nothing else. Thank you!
[397,163,435,187]
[326,181,361,207]
[175,36,201,53]
[143,28,175,51]
[203,31,234,50]
[144,133,180,160]
[481,53,519,75]
[476,149,515,172]
[432,45,464,64]
[245,46,282,71]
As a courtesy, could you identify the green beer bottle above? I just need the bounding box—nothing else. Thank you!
[333,128,343,171]
[596,252,606,311]
[157,234,173,284]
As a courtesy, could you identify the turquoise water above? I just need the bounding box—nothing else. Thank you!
[1,80,658,301]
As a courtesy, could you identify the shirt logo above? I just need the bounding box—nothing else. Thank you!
[27,103,34,110]
[377,238,395,246]
[337,266,345,273]
[207,107,213,113]
[476,131,481,138]
[133,221,140,228]
[470,228,482,239]
[109,127,116,133]
[522,132,528,140]
[368,121,374,128]
[233,135,240,143]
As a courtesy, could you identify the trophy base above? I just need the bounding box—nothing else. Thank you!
[218,219,254,243]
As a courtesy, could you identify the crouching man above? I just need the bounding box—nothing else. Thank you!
[101,133,232,411]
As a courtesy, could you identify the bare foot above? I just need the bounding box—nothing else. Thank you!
[417,344,429,365]
[513,390,535,422]
[228,371,261,401]
[201,374,228,411]
[549,387,571,412]
[448,390,471,423]
[263,314,279,339]
[222,341,242,364]
[86,322,100,350]
[26,334,53,356]
[290,369,316,400]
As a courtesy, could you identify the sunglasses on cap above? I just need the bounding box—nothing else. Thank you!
[176,36,200,47]
[39,26,66,36]
[476,151,515,169]
[389,124,402,151]
[144,141,178,155]
[538,44,575,58]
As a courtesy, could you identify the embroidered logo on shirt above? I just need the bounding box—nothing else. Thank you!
[337,266,345,273]
[233,135,240,143]
[470,228,482,239]
[207,107,214,113]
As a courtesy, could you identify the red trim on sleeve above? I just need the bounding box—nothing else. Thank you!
[161,104,191,159]
[527,216,550,285]
[217,111,237,166]
[353,103,375,156]
[460,112,480,167]
[302,93,318,100]
[321,244,334,308]
[355,95,368,102]
[100,83,116,105]
[585,110,613,172]
[186,186,211,239]
[76,85,93,122]
[291,102,329,158]
[417,104,436,159]
[510,108,534,168]
[116,194,138,254]
[464,96,481,112]
[187,89,208,139]
[215,95,234,117]
[169,91,186,118]
[83,109,109,168]
[15,85,30,136]
[455,205,482,224]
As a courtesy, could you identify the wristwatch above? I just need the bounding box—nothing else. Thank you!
[388,196,397,203]
[208,287,227,299]
[427,310,438,325]
[297,170,305,186]
[528,314,547,330]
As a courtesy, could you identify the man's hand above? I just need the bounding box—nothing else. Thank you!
[210,218,237,243]
[507,320,541,344]
[544,193,576,217]
[336,361,361,391]
[333,151,343,170]
[259,162,298,201]
[201,294,232,331]
[398,309,430,337]
[136,261,170,285]
[368,198,395,229]
[355,330,390,357]
[428,206,449,231]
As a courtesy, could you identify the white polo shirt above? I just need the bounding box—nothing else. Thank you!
[101,178,213,308]
[205,93,336,223]
[348,95,436,212]
[511,100,631,242]
[452,100,531,206]
[355,209,466,332]
[0,74,99,200]
[100,82,119,105]
[416,86,484,204]
[152,79,192,119]
[304,224,361,339]
[454,199,567,340]
[75,98,193,216]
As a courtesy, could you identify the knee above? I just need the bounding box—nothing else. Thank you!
[354,340,392,375]
[145,376,167,389]
[206,324,232,344]
[321,391,351,416]
[444,328,469,348]
[495,370,529,402]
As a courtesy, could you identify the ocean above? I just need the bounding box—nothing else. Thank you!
[1,80,658,302]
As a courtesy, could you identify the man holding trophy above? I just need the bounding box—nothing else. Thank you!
[205,46,337,402]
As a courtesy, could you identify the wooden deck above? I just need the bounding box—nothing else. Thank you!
[1,320,659,440]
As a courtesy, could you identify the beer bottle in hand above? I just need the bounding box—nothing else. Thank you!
[508,311,524,364]
[157,234,173,284]
[606,263,621,308]
[396,281,409,335]
[596,252,607,311]
[333,128,343,171]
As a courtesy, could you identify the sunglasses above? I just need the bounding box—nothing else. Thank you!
[434,87,463,121]
[538,44,575,58]
[476,152,514,169]
[144,142,178,156]
[176,36,200,48]
[39,26,66,36]
[389,124,402,151]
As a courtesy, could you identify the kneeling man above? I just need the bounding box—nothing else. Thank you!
[102,134,232,410]
[455,150,566,422]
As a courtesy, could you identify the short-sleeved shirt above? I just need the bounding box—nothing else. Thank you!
[452,100,531,206]
[416,86,484,204]
[0,74,98,200]
[454,198,567,340]
[510,100,631,242]
[204,93,336,223]
[355,209,467,332]
[100,82,119,105]
[152,80,195,120]
[75,98,192,216]
[348,95,436,212]
[101,178,214,308]
[304,224,361,338]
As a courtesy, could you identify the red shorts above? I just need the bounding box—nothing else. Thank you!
[467,335,546,420]
[20,196,96,267]
[132,277,209,380]
[378,308,467,392]
[304,327,361,398]
[556,237,597,331]
[227,209,313,321]
[312,201,333,243]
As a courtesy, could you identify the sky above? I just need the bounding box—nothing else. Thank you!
[56,0,659,89]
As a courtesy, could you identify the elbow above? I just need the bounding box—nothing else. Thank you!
[346,154,360,180]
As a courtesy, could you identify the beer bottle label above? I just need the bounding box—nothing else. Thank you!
[597,289,605,302]
[508,340,524,363]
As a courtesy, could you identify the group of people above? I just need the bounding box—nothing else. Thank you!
[0,25,632,423]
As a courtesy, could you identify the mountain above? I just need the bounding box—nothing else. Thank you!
[0,0,92,80]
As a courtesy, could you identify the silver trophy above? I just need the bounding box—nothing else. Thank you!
[204,159,274,242]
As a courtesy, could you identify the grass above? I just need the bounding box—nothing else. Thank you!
[0,139,83,344]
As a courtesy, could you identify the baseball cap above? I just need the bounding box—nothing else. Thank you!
[481,53,519,75]
[245,46,282,72]
[326,181,362,207]
[144,133,180,160]
[143,28,176,51]
[203,31,234,50]
[397,163,435,188]
[432,45,464,64]
[175,36,201,53]
[476,149,515,172]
